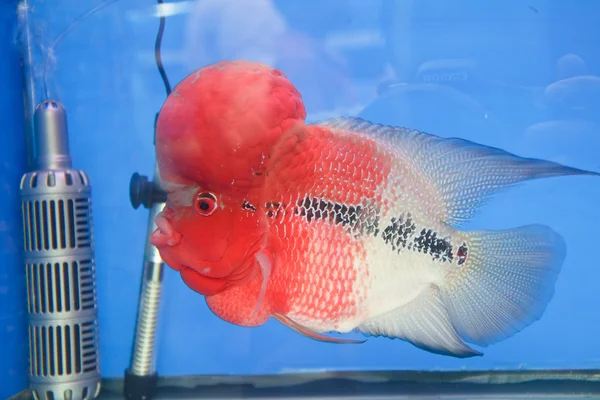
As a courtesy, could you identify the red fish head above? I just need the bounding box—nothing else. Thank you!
[154,59,306,195]
[150,60,305,297]
[150,177,269,296]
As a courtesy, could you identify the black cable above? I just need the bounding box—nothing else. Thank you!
[126,2,172,400]
[154,0,171,97]
[152,0,171,145]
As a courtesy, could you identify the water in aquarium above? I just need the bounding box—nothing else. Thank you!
[1,0,600,399]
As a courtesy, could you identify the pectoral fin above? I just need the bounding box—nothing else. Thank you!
[250,250,272,319]
[273,314,366,344]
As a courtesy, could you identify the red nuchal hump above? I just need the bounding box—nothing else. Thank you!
[155,60,306,193]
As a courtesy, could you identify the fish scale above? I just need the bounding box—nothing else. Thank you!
[266,126,391,204]
[259,122,470,334]
[269,216,366,331]
[258,126,392,332]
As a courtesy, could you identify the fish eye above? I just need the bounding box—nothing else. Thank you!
[194,192,219,216]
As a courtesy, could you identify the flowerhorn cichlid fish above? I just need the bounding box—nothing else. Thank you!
[150,60,599,358]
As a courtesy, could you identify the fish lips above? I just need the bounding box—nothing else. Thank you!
[151,212,182,247]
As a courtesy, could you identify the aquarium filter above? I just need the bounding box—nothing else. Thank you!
[19,100,101,400]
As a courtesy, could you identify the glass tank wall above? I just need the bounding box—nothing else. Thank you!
[2,0,600,399]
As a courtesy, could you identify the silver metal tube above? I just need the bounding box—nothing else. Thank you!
[130,199,165,376]
[125,164,166,399]
[33,100,72,170]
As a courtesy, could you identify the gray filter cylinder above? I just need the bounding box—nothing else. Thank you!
[19,100,101,400]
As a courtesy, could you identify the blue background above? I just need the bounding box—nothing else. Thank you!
[1,1,30,398]
[1,0,600,396]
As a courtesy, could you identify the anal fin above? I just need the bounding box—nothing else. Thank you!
[273,314,366,344]
[357,285,482,358]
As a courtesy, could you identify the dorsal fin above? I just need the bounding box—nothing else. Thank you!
[316,117,599,226]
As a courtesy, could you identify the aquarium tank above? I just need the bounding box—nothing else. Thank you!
[1,0,600,399]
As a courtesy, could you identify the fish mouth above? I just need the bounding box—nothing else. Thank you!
[150,211,182,247]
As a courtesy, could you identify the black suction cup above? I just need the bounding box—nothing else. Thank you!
[129,172,167,209]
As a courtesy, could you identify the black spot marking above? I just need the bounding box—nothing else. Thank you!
[263,196,459,265]
[293,196,380,237]
[382,213,416,252]
[457,243,468,265]
[412,228,453,262]
[381,213,454,263]
[265,201,284,218]
[242,201,256,213]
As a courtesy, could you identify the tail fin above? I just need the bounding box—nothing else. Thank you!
[441,224,566,347]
